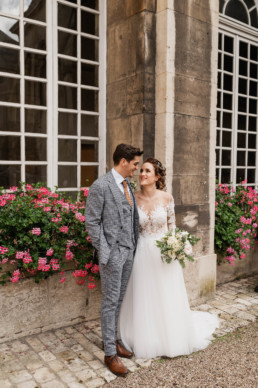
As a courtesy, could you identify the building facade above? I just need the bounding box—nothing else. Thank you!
[0,0,258,303]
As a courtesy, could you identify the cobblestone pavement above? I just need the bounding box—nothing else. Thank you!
[0,275,257,388]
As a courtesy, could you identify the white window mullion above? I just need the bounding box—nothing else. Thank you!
[20,0,25,182]
[77,4,81,190]
[232,35,239,187]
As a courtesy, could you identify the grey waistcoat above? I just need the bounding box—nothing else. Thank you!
[117,191,135,249]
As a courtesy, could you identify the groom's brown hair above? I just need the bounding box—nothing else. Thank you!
[113,144,143,165]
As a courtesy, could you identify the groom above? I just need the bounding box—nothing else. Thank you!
[85,144,143,376]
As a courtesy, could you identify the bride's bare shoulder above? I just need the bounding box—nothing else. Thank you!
[159,191,174,204]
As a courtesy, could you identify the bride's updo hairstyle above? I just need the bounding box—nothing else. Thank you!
[143,158,166,191]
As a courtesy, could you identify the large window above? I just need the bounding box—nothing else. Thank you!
[0,0,106,194]
[216,1,258,185]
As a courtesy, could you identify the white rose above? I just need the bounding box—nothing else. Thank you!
[184,240,192,255]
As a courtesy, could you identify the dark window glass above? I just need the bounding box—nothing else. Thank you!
[222,150,231,165]
[24,52,46,78]
[58,85,77,109]
[248,152,256,166]
[0,16,19,45]
[0,136,20,160]
[249,81,257,97]
[0,77,20,103]
[217,111,221,127]
[238,115,246,130]
[24,0,46,22]
[25,109,46,133]
[249,99,257,114]
[25,80,46,106]
[225,1,249,24]
[250,8,258,28]
[0,106,20,132]
[216,149,220,165]
[58,58,77,84]
[218,53,222,69]
[217,91,221,108]
[218,72,221,89]
[81,11,98,35]
[239,60,248,76]
[218,33,222,50]
[224,54,233,72]
[81,89,98,112]
[244,0,255,9]
[58,112,77,135]
[25,137,47,161]
[58,31,77,57]
[81,165,98,186]
[223,93,232,110]
[81,64,98,86]
[248,133,256,149]
[238,97,247,112]
[250,45,258,61]
[237,169,246,183]
[0,165,21,189]
[24,23,46,50]
[250,63,257,79]
[81,140,98,162]
[81,0,99,10]
[221,169,231,183]
[58,139,77,162]
[223,74,232,91]
[237,151,245,166]
[0,47,19,74]
[224,36,234,53]
[222,112,232,128]
[58,165,77,188]
[222,131,231,147]
[58,4,77,30]
[81,37,98,61]
[239,41,248,58]
[238,132,246,148]
[25,165,47,184]
[216,130,220,147]
[216,168,219,181]
[247,169,255,183]
[81,115,98,137]
[249,116,257,132]
[238,78,247,95]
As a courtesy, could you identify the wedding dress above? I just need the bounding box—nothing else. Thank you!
[119,200,219,359]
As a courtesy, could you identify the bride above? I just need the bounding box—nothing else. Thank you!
[119,158,219,359]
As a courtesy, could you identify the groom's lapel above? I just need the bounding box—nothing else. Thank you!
[106,171,124,223]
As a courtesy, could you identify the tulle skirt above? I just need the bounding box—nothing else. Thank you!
[119,233,219,359]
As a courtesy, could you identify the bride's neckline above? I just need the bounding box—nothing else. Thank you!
[138,203,169,217]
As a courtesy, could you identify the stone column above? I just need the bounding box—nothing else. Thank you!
[106,0,156,168]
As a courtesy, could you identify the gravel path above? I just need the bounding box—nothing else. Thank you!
[104,321,258,388]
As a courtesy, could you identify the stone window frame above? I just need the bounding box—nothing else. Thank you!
[220,0,258,29]
[0,0,106,193]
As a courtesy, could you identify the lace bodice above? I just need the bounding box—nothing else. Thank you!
[138,201,176,237]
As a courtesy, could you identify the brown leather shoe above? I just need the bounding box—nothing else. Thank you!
[104,354,128,377]
[116,340,133,359]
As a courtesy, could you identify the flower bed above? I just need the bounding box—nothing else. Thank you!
[0,183,99,288]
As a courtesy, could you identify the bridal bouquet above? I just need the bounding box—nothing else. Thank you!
[156,228,199,268]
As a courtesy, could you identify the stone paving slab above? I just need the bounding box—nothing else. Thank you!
[0,275,257,388]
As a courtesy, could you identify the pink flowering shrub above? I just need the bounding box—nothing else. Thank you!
[0,183,98,288]
[215,180,258,266]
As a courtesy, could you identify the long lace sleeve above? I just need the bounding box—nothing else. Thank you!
[167,200,176,234]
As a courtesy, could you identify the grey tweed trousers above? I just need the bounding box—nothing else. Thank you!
[99,245,134,356]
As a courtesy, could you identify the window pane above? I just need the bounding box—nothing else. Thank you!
[250,45,258,61]
[216,149,220,165]
[25,52,46,78]
[223,93,232,110]
[249,99,257,114]
[25,137,47,161]
[25,109,46,133]
[237,151,245,166]
[25,80,46,106]
[216,168,219,181]
[238,97,247,112]
[225,1,248,24]
[216,130,220,147]
[238,78,247,95]
[24,0,46,22]
[0,165,21,188]
[81,165,98,186]
[244,0,255,9]
[250,8,258,28]
[218,72,221,89]
[218,53,222,70]
[0,47,19,74]
[221,168,231,183]
[58,58,77,84]
[239,60,247,76]
[0,106,20,132]
[58,166,77,188]
[81,11,98,36]
[237,169,245,183]
[81,37,98,61]
[25,165,47,184]
[250,63,257,79]
[58,139,77,162]
[222,150,231,166]
[58,4,77,31]
[58,31,77,57]
[81,115,98,137]
[0,136,20,160]
[237,133,246,148]
[217,111,221,127]
[81,0,99,10]
[81,89,98,111]
[218,33,222,50]
[223,74,232,91]
[58,112,77,135]
[24,23,46,50]
[248,133,256,149]
[249,81,257,97]
[81,64,98,86]
[81,140,98,162]
[217,91,221,108]
[0,1,19,16]
[247,169,255,183]
[224,54,233,72]
[222,112,232,128]
[0,16,19,44]
[239,41,248,58]
[0,77,20,103]
[224,36,234,54]
[222,131,231,147]
[58,85,77,109]
[238,115,246,130]
[249,116,257,132]
[248,152,256,166]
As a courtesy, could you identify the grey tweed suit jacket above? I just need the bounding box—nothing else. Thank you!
[85,170,139,265]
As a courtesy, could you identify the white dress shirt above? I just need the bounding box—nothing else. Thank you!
[111,168,131,198]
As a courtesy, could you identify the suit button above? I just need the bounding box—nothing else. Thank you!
[116,241,119,243]
[120,227,123,230]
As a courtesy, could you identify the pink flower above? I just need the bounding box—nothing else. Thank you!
[0,246,8,255]
[26,184,33,191]
[46,248,54,256]
[59,226,69,233]
[2,258,8,264]
[51,217,62,223]
[85,263,93,269]
[88,282,96,289]
[76,279,85,285]
[9,186,18,192]
[59,276,66,283]
[43,207,51,212]
[73,270,88,278]
[31,228,41,236]
[86,236,91,242]
[81,187,89,197]
[75,212,85,222]
[253,223,258,228]
[91,264,99,274]
[240,253,246,259]
[65,249,74,260]
[10,269,20,283]
[16,251,24,259]
[227,202,232,207]
[226,246,234,254]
